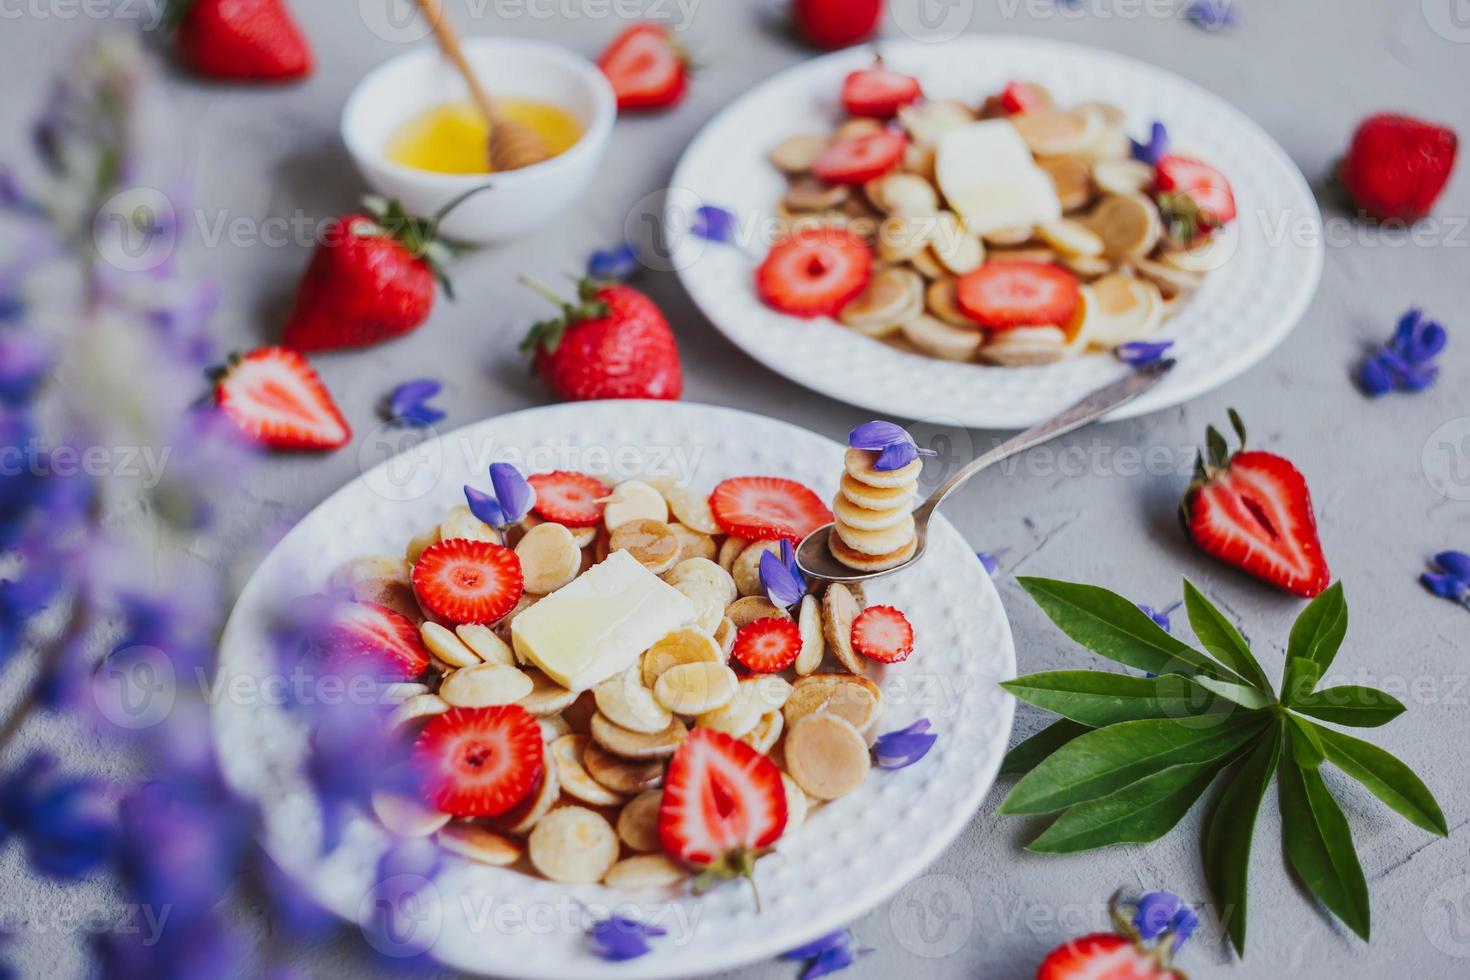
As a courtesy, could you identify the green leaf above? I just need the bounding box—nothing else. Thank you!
[1192,675,1274,710]
[1001,671,1224,727]
[1029,754,1238,854]
[1000,719,1092,776]
[1204,719,1282,955]
[1285,583,1348,689]
[1182,580,1273,693]
[1018,578,1249,684]
[1000,712,1269,816]
[1288,714,1326,768]
[1281,656,1324,704]
[1313,724,1448,836]
[1280,728,1372,941]
[1291,687,1406,728]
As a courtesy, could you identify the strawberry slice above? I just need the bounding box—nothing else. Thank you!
[658,728,786,905]
[955,262,1080,331]
[999,81,1047,115]
[812,130,907,184]
[322,601,430,680]
[850,605,914,664]
[755,228,873,319]
[412,539,524,624]
[214,346,350,450]
[413,706,544,817]
[1155,154,1237,231]
[840,67,922,119]
[709,477,833,542]
[526,471,607,527]
[1037,933,1182,980]
[597,23,688,111]
[1182,414,1329,598]
[732,618,803,673]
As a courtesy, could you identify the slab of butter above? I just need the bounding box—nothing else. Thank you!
[511,550,695,692]
[936,119,1063,235]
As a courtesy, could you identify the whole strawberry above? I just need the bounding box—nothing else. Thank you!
[282,197,458,353]
[1037,891,1193,980]
[167,0,313,82]
[1339,113,1458,222]
[520,277,683,402]
[1181,410,1329,598]
[793,0,884,49]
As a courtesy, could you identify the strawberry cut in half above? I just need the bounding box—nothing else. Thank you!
[658,728,787,908]
[840,67,923,119]
[212,346,351,450]
[526,471,607,527]
[709,477,833,542]
[1037,933,1183,980]
[597,23,689,111]
[755,228,873,319]
[955,262,1080,331]
[1000,81,1046,115]
[412,539,525,625]
[413,705,544,818]
[1155,154,1237,241]
[1181,411,1330,598]
[731,618,803,674]
[322,601,430,680]
[850,605,914,664]
[812,130,908,184]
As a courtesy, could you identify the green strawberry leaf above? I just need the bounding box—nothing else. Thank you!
[1000,719,1092,777]
[1280,726,1372,941]
[1312,723,1448,836]
[1290,686,1406,728]
[1000,671,1223,727]
[1182,580,1273,693]
[1284,583,1348,697]
[1203,719,1282,955]
[999,711,1269,816]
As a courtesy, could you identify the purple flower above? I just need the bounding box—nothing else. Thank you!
[0,753,114,880]
[1139,600,1182,633]
[588,242,640,281]
[760,539,807,609]
[0,332,54,404]
[383,378,446,428]
[1130,122,1169,165]
[873,719,937,770]
[1185,0,1237,30]
[587,914,668,962]
[1133,891,1199,952]
[464,462,536,530]
[848,420,937,472]
[1421,551,1470,608]
[692,205,738,244]
[976,551,1000,576]
[1357,308,1446,397]
[781,930,872,978]
[1116,341,1174,368]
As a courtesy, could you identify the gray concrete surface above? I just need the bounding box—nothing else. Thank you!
[2,1,1468,977]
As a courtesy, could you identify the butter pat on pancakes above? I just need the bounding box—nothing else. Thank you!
[829,448,920,572]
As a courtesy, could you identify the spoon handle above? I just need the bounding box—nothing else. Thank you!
[413,0,502,126]
[913,360,1176,524]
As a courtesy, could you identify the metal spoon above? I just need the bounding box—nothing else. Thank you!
[796,359,1177,584]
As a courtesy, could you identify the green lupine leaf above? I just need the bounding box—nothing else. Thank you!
[1192,675,1275,710]
[1182,580,1273,693]
[1018,578,1249,684]
[1288,714,1327,768]
[1313,724,1448,836]
[1204,720,1282,955]
[1280,728,1372,941]
[1291,687,1406,728]
[1285,583,1348,691]
[1282,656,1325,704]
[1001,671,1224,727]
[1029,754,1238,854]
[1000,712,1269,816]
[1000,719,1092,777]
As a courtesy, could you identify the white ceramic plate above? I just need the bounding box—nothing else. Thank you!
[665,36,1324,429]
[213,401,1016,979]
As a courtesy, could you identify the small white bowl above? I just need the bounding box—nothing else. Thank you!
[341,38,616,245]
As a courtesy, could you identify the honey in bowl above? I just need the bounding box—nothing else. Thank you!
[386,100,582,174]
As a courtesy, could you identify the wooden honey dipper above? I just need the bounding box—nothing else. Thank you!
[412,0,551,173]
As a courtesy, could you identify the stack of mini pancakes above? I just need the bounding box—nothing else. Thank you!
[828,448,920,572]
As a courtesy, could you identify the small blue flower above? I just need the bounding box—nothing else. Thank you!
[1139,600,1182,633]
[1130,121,1169,165]
[848,420,937,472]
[760,539,807,609]
[1116,340,1174,368]
[873,718,937,770]
[588,242,640,281]
[781,930,872,978]
[1421,551,1470,609]
[464,462,537,531]
[587,914,668,962]
[1133,891,1199,952]
[976,551,1000,577]
[0,333,53,404]
[0,753,114,880]
[1185,0,1237,31]
[691,205,739,245]
[383,379,446,428]
[1358,308,1446,397]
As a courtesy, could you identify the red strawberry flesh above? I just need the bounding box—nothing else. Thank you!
[322,601,430,680]
[755,229,873,319]
[597,24,687,110]
[841,68,923,119]
[414,705,544,817]
[732,618,803,673]
[527,471,607,527]
[955,262,1080,330]
[812,130,908,185]
[658,728,787,866]
[709,477,833,542]
[1036,933,1181,980]
[215,346,351,450]
[850,605,914,664]
[412,539,525,624]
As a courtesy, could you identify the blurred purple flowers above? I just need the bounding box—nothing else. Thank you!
[1130,122,1169,165]
[465,462,536,531]
[587,914,668,962]
[873,719,937,770]
[691,205,738,245]
[1139,600,1182,632]
[780,929,872,979]
[1421,551,1470,609]
[848,420,936,472]
[0,754,114,880]
[760,539,807,609]
[1185,0,1237,31]
[1357,308,1446,397]
[1116,340,1174,368]
[383,379,446,428]
[588,242,640,281]
[1132,891,1199,952]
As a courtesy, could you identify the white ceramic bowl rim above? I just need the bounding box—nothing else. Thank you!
[340,36,617,191]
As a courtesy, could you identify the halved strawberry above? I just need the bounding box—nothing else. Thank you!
[999,81,1047,115]
[213,346,350,450]
[841,67,922,119]
[812,130,908,184]
[526,471,607,527]
[658,728,786,906]
[1182,413,1329,598]
[1155,154,1237,237]
[412,539,524,624]
[322,601,430,680]
[413,706,544,817]
[1037,933,1182,980]
[755,228,873,319]
[709,477,833,542]
[597,23,688,111]
[850,605,914,664]
[955,262,1080,331]
[732,618,803,673]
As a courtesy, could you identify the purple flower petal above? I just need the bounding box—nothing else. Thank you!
[1167,904,1200,951]
[588,915,666,962]
[385,379,445,427]
[588,243,640,281]
[1433,551,1470,582]
[1421,572,1468,600]
[848,420,911,451]
[781,930,852,961]
[1139,600,1181,632]
[0,333,53,404]
[1130,122,1169,166]
[1356,354,1393,397]
[874,440,919,472]
[1117,341,1174,368]
[1185,0,1237,30]
[802,944,864,980]
[1134,891,1183,941]
[873,719,937,770]
[464,485,508,529]
[760,540,806,609]
[976,551,1000,576]
[488,462,536,525]
[692,205,738,244]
